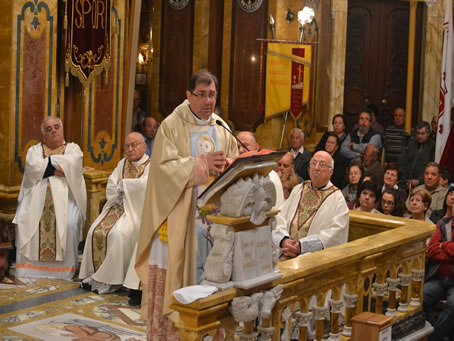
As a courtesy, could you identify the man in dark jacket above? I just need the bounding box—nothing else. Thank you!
[341,111,382,163]
[400,121,435,188]
[289,128,312,180]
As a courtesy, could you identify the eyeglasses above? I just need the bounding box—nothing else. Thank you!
[125,141,144,150]
[190,91,217,100]
[381,200,395,206]
[310,160,332,169]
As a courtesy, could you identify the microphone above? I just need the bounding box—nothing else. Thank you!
[215,120,250,152]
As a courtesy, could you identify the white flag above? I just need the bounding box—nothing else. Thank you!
[436,0,454,162]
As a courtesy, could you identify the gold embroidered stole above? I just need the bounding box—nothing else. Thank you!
[289,181,338,241]
[39,144,66,262]
[92,158,150,271]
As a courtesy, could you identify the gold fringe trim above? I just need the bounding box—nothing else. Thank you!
[158,221,168,243]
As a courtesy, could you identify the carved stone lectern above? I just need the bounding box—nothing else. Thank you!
[198,151,285,290]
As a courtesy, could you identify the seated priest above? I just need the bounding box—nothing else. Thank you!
[272,151,349,259]
[79,132,150,294]
[13,116,86,280]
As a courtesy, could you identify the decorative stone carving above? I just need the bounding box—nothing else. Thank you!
[373,282,388,297]
[203,224,234,283]
[230,293,264,323]
[220,174,276,225]
[259,284,284,320]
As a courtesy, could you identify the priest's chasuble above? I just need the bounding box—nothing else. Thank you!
[135,100,238,336]
[13,142,86,279]
[79,154,150,285]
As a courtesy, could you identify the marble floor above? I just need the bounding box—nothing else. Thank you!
[0,275,146,340]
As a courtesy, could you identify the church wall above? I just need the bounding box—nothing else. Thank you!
[0,0,127,219]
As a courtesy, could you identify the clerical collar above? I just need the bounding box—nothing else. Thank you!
[188,104,211,126]
[310,182,329,190]
[131,153,149,166]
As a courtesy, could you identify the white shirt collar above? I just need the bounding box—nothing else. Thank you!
[290,145,305,158]
[382,184,398,192]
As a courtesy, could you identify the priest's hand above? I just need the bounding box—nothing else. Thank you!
[207,151,227,173]
[54,168,65,177]
[281,238,301,258]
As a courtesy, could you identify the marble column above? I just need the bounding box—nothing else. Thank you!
[328,0,348,126]
[420,0,445,123]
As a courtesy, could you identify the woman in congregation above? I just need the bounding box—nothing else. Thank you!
[430,184,454,224]
[408,188,433,222]
[382,163,408,202]
[314,114,348,152]
[352,180,381,213]
[377,188,406,217]
[342,161,364,203]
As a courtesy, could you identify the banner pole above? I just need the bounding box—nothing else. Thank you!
[279,111,289,149]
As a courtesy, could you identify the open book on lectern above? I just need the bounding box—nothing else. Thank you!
[197,150,286,206]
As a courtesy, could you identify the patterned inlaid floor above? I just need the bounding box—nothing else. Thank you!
[0,276,146,340]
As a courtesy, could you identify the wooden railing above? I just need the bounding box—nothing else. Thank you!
[170,211,436,340]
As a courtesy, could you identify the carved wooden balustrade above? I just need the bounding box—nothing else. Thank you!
[170,211,436,340]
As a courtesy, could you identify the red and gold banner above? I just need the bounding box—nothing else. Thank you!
[265,42,312,120]
[65,0,112,87]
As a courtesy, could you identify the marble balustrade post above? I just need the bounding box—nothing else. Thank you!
[295,311,312,341]
[312,306,329,341]
[398,273,412,312]
[342,293,358,336]
[410,269,425,307]
[328,299,344,340]
[386,278,400,317]
[373,282,388,314]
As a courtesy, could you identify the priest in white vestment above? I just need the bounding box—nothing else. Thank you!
[79,132,150,294]
[13,117,86,280]
[272,151,349,258]
[135,70,238,340]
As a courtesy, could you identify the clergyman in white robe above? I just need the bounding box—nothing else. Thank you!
[13,142,86,280]
[80,154,150,294]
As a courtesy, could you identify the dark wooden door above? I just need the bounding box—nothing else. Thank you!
[343,0,423,131]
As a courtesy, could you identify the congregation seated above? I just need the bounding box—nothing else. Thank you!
[382,162,408,202]
[352,104,385,136]
[272,151,349,259]
[142,116,158,157]
[351,180,381,214]
[408,188,433,223]
[13,117,86,280]
[341,109,382,163]
[430,185,454,224]
[319,132,347,189]
[384,107,409,164]
[342,161,364,203]
[377,188,406,217]
[423,201,454,340]
[362,144,384,189]
[276,152,302,183]
[406,162,448,217]
[79,132,150,294]
[399,121,434,188]
[314,114,347,153]
[289,128,312,180]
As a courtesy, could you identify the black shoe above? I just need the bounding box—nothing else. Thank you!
[81,282,92,291]
[128,289,142,306]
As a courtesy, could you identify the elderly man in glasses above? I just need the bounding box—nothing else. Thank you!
[135,70,238,339]
[272,151,349,259]
[79,132,150,296]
